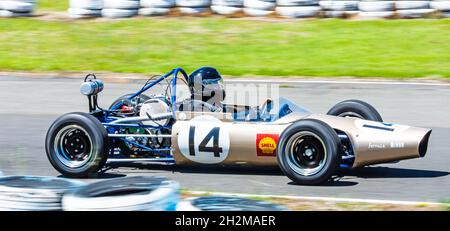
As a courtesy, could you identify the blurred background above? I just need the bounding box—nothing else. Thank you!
[0,0,449,211]
[0,0,449,78]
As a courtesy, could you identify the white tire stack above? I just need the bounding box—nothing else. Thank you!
[68,0,103,19]
[430,0,450,17]
[211,0,243,15]
[0,176,85,211]
[177,196,288,211]
[176,0,211,14]
[319,0,360,18]
[139,0,175,16]
[62,176,179,211]
[0,0,36,17]
[243,0,276,16]
[358,0,395,18]
[395,1,434,18]
[102,0,140,18]
[275,0,321,18]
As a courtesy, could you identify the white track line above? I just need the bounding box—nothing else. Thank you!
[187,190,443,206]
[225,79,450,87]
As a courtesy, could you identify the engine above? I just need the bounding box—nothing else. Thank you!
[115,95,172,157]
[139,98,171,127]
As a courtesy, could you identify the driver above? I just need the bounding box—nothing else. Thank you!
[184,67,272,121]
[187,67,226,111]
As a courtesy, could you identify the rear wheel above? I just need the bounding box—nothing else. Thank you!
[45,112,109,178]
[277,119,341,185]
[327,99,383,122]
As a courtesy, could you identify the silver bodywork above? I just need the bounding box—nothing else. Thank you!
[171,111,431,168]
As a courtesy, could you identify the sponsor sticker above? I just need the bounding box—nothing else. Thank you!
[256,134,279,157]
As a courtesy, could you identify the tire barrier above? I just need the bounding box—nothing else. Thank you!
[177,196,289,211]
[0,176,85,211]
[68,0,102,18]
[102,0,140,18]
[396,8,434,17]
[394,1,434,18]
[359,1,395,11]
[142,0,176,7]
[276,0,320,18]
[68,7,102,19]
[1,0,443,19]
[139,0,175,15]
[177,0,211,6]
[211,0,243,15]
[276,6,321,17]
[178,6,210,13]
[358,9,395,17]
[319,1,360,18]
[395,1,430,9]
[430,0,450,17]
[323,10,360,17]
[176,0,211,14]
[0,0,36,17]
[62,176,179,211]
[244,0,276,16]
[139,6,171,15]
[430,0,450,10]
[358,0,395,18]
[278,0,319,6]
[320,1,360,10]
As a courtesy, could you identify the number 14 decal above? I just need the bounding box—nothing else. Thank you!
[189,126,223,157]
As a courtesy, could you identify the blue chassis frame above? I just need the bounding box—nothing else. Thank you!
[95,68,189,162]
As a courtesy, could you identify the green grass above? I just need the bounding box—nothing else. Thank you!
[441,199,450,211]
[0,18,449,78]
[37,0,68,12]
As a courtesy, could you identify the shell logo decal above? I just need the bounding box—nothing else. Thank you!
[256,134,279,157]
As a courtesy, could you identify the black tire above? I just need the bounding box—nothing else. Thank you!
[277,119,341,185]
[45,112,109,178]
[109,93,150,110]
[327,99,383,122]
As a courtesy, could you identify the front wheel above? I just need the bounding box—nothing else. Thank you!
[45,112,109,178]
[277,119,341,185]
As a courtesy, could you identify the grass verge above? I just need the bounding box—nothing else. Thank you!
[0,17,449,78]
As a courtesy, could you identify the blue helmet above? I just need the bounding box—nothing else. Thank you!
[188,67,225,105]
[188,66,222,86]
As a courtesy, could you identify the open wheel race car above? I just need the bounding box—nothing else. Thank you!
[45,67,432,185]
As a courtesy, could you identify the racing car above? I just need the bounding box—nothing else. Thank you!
[45,67,432,185]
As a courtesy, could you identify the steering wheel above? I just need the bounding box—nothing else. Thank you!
[259,99,273,121]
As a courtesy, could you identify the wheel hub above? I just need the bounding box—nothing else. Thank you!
[64,131,90,160]
[54,125,93,168]
[286,131,327,176]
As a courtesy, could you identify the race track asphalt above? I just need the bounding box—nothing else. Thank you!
[0,75,449,202]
